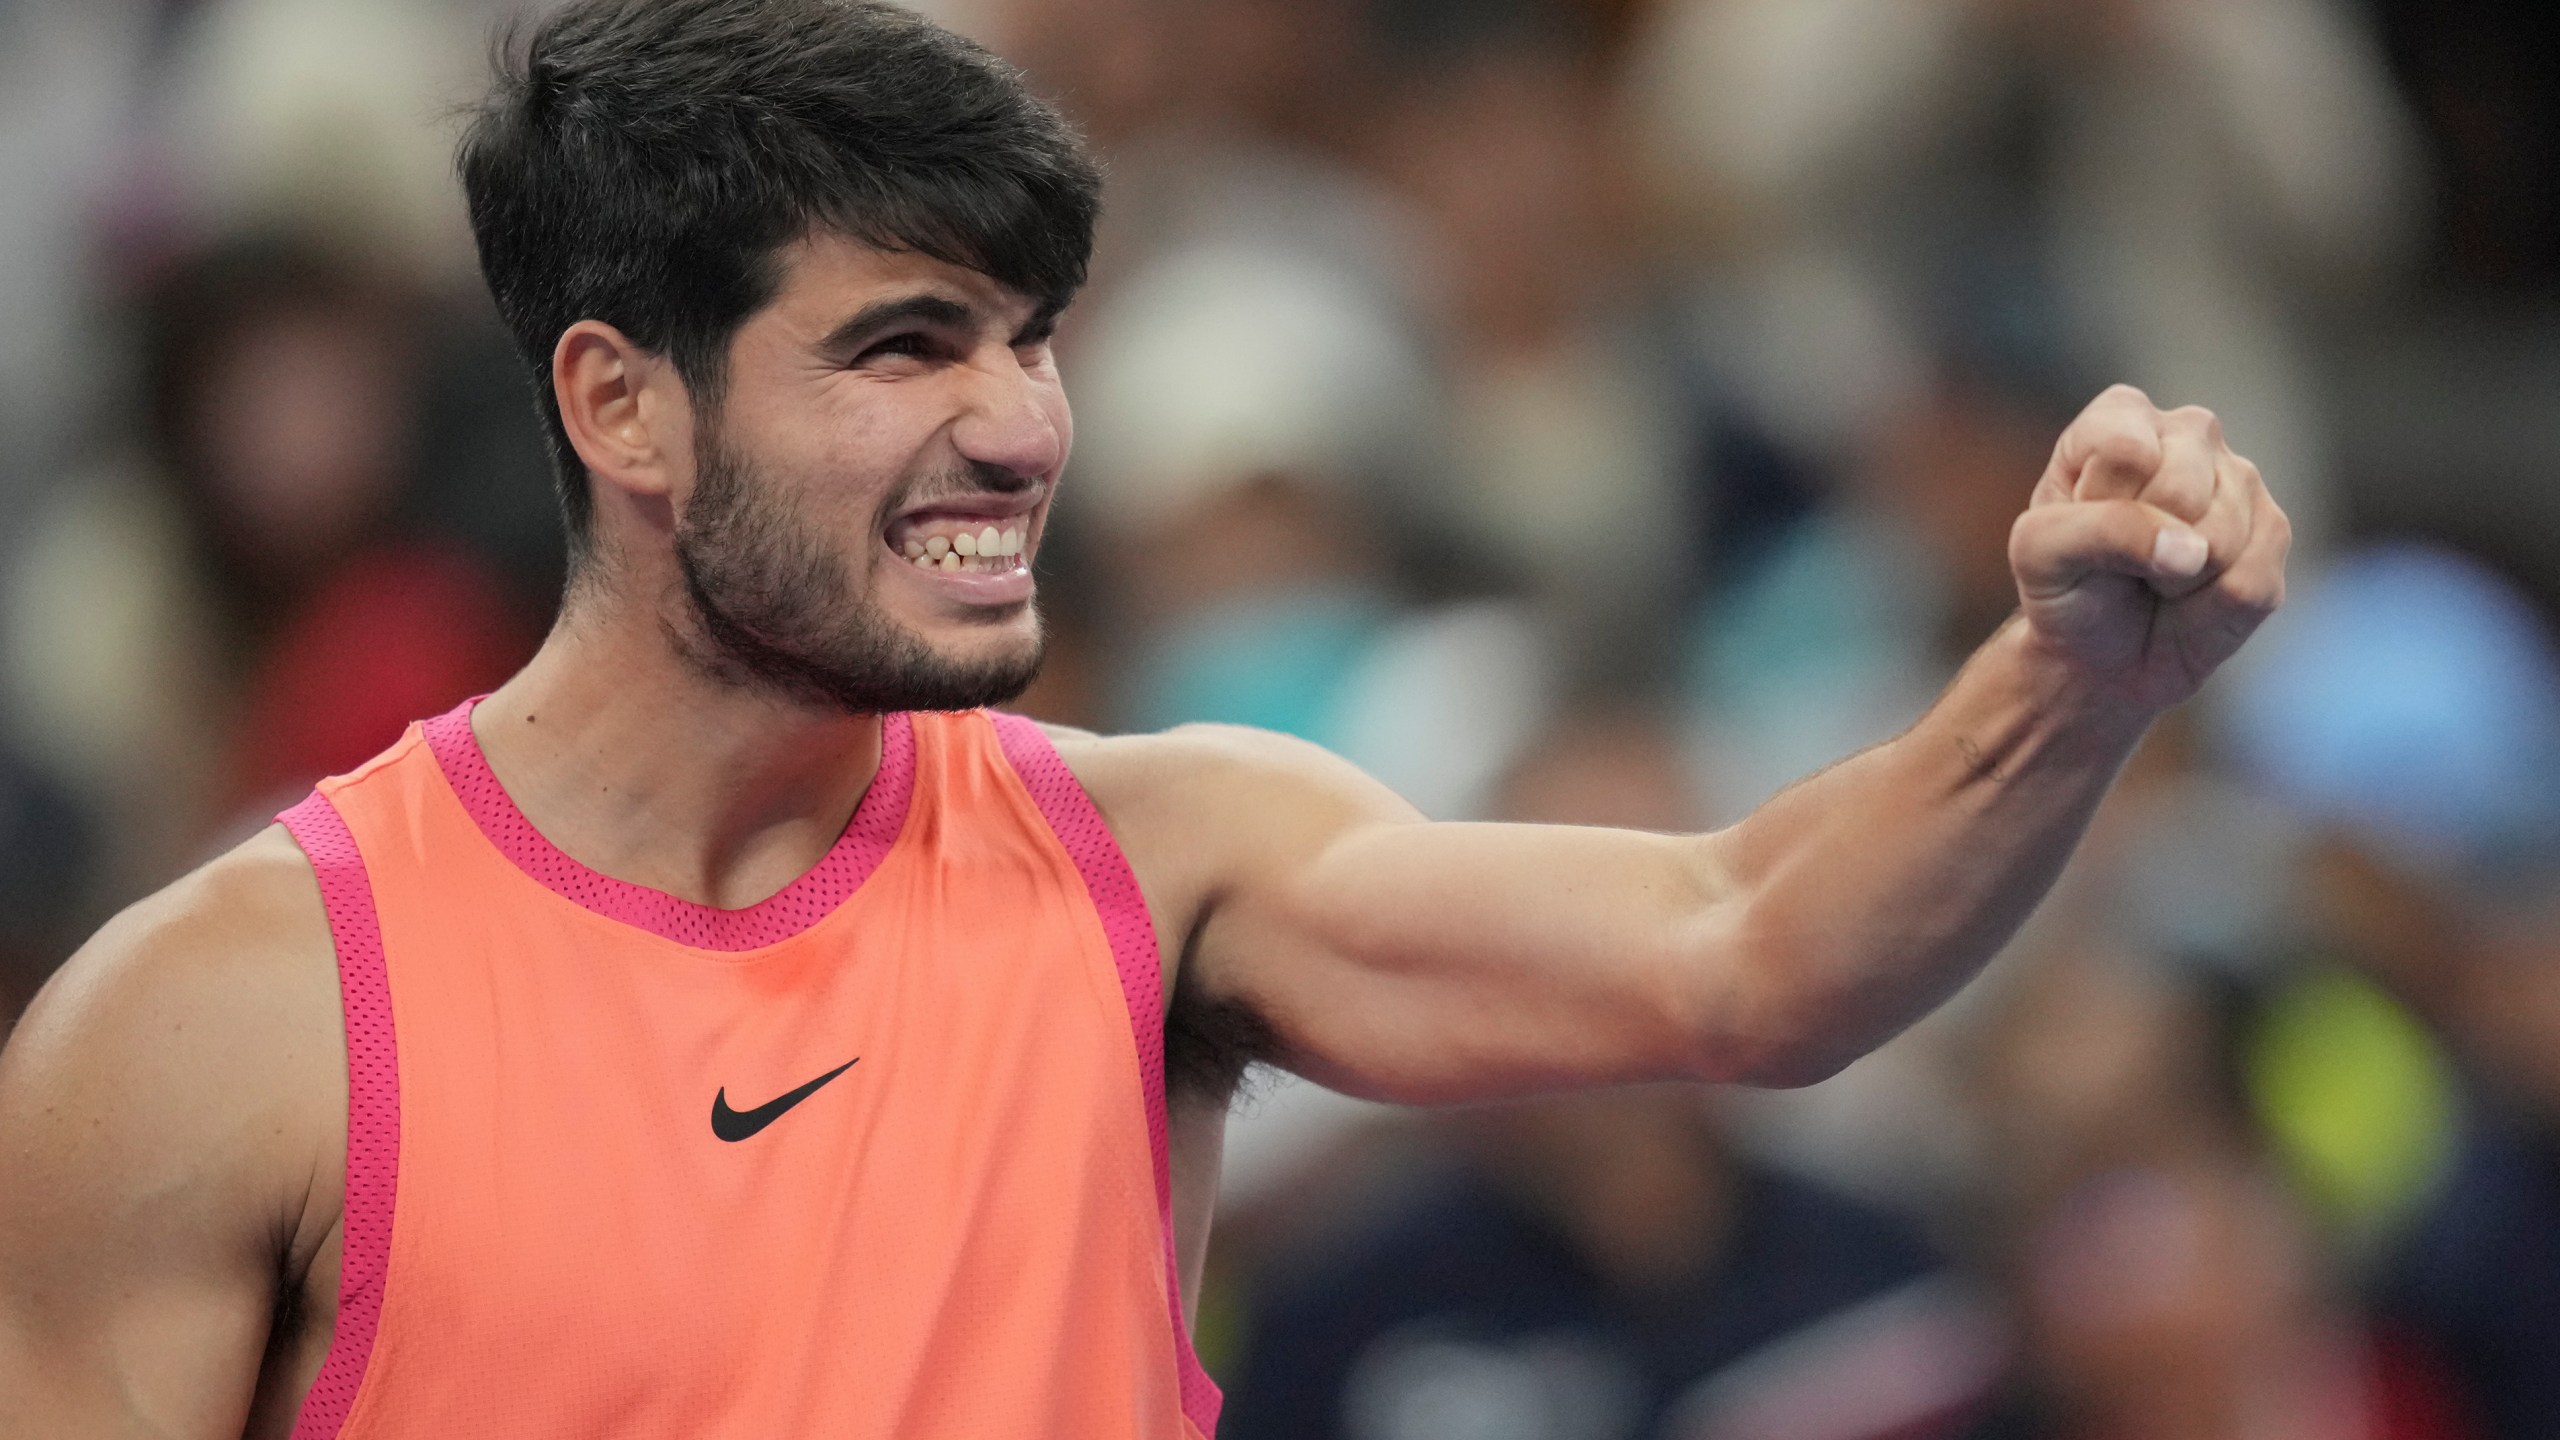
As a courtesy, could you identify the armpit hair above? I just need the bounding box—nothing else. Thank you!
[1163,969,1278,1106]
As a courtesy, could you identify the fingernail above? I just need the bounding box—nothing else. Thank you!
[2153,526,2208,577]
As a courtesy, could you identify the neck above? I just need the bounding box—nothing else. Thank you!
[472,589,884,911]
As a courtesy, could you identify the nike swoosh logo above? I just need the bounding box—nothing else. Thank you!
[710,1058,859,1142]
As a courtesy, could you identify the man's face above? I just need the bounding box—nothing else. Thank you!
[669,233,1072,714]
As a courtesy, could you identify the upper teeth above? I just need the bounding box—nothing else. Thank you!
[901,523,1025,571]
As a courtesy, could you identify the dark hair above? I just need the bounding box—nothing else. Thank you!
[458,0,1101,569]
[140,236,419,632]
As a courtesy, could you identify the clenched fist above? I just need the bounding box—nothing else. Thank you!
[2010,384,2292,713]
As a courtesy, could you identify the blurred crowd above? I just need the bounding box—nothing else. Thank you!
[5,0,2560,1437]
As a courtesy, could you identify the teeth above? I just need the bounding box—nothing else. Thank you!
[898,522,1031,574]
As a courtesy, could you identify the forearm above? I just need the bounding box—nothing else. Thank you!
[1699,614,2154,1084]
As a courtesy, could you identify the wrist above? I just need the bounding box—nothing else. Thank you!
[1960,615,2163,768]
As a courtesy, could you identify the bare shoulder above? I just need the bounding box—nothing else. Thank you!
[1037,721,1419,839]
[0,823,344,1253]
[1030,722,1421,987]
[8,824,340,1080]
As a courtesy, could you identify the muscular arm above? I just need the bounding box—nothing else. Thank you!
[1111,388,2287,1104]
[0,828,343,1438]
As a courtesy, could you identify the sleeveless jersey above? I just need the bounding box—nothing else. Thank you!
[274,700,1222,1438]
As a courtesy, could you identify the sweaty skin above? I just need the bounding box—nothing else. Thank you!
[0,235,2286,1435]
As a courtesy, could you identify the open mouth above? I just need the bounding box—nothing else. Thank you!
[885,512,1032,576]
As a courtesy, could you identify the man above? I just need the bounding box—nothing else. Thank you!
[0,2,2289,1437]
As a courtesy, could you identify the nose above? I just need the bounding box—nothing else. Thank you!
[950,346,1067,483]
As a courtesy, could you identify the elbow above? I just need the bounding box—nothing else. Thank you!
[1719,1033,1867,1090]
[1669,911,1876,1091]
[1683,998,1862,1087]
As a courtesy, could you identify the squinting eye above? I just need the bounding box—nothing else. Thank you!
[864,333,933,362]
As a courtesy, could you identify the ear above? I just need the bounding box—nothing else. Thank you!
[552,320,692,504]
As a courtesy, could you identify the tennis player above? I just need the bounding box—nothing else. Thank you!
[0,2,2287,1436]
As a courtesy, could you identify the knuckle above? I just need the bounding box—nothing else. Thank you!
[2169,404,2223,441]
[2006,508,2045,564]
[2092,428,2161,471]
[2099,381,2153,409]
[2221,573,2283,618]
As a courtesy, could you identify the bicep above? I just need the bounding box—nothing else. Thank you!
[0,912,319,1436]
[1187,741,1751,1103]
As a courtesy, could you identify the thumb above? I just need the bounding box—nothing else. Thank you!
[2010,498,2210,601]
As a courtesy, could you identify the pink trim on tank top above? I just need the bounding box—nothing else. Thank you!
[417,699,916,951]
[988,711,1224,1438]
[279,791,400,1440]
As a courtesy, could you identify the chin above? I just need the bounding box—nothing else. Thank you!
[889,613,1045,712]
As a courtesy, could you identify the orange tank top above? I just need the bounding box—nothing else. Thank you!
[275,701,1221,1438]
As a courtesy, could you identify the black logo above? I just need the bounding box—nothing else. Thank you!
[711,1058,859,1142]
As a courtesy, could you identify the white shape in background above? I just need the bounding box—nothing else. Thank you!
[1069,239,1437,537]
[159,0,486,279]
[1345,1328,1644,1440]
[1331,600,1558,825]
[1662,1275,2009,1440]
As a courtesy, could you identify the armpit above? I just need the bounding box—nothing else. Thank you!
[1164,975,1278,1105]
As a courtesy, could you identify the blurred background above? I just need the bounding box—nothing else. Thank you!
[4,0,2560,1435]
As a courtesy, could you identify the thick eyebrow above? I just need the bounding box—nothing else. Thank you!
[813,293,980,361]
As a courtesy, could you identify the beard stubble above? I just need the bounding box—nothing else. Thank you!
[671,424,1045,715]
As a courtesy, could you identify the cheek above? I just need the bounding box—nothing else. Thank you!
[836,380,981,488]
[735,412,911,537]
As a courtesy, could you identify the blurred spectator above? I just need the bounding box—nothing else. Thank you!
[2221,544,2560,1440]
[1966,929,2473,1440]
[1360,0,1698,681]
[2379,881,2560,1440]
[2,236,536,888]
[952,0,1416,312]
[1683,352,2078,820]
[1981,1153,2471,1440]
[1217,712,2004,1440]
[919,0,1178,153]
[2222,545,2560,885]
[2070,716,2457,1253]
[154,239,538,821]
[1626,0,2427,562]
[1071,241,1557,822]
[1968,942,2229,1221]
